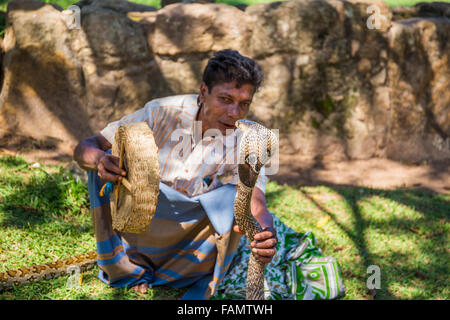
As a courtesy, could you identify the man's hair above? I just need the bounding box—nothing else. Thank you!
[202,49,263,93]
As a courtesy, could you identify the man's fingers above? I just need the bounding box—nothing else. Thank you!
[234,225,277,262]
[102,156,126,176]
[96,154,126,183]
[253,230,275,241]
[107,155,121,167]
[98,170,121,183]
[252,248,276,257]
[252,248,276,263]
[98,162,121,183]
[251,238,277,249]
[252,228,277,263]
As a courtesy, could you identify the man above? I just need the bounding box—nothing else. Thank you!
[74,49,277,298]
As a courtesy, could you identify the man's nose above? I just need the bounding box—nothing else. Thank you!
[228,103,240,117]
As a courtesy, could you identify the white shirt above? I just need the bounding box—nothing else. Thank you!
[100,94,268,197]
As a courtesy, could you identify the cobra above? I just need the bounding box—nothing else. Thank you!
[234,119,278,300]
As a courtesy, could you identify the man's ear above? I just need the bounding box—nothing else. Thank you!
[199,82,208,103]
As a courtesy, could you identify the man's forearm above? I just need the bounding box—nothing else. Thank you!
[250,186,273,230]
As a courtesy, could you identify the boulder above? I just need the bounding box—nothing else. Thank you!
[387,17,450,162]
[74,0,157,13]
[0,0,448,163]
[415,1,450,18]
[0,0,87,154]
[161,0,215,8]
[148,3,250,56]
[245,0,392,160]
[0,0,159,153]
[392,2,450,20]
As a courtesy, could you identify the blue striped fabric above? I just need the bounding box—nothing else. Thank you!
[88,171,242,299]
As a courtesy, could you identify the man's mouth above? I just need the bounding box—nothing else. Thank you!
[220,122,236,129]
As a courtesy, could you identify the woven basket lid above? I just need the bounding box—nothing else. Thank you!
[111,122,160,234]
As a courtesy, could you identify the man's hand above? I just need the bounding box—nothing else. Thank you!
[232,186,277,263]
[233,224,277,264]
[96,153,127,183]
[73,133,126,183]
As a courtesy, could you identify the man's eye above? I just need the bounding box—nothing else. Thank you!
[220,97,232,104]
[239,103,250,110]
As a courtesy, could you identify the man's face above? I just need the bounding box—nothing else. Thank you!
[198,80,255,136]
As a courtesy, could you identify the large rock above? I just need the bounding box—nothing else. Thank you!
[0,0,159,153]
[245,0,393,160]
[392,2,450,20]
[387,17,450,162]
[0,0,449,163]
[74,0,157,13]
[149,3,250,56]
[0,0,87,154]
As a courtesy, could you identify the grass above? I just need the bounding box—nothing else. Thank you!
[265,182,449,300]
[0,155,185,300]
[0,154,448,300]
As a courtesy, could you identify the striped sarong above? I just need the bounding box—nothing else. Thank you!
[88,171,242,299]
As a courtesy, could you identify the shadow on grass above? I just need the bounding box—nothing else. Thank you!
[0,156,90,232]
[266,181,449,299]
[0,155,28,168]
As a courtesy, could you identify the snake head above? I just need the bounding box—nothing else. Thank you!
[235,119,278,175]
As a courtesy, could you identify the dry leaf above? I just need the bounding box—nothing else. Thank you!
[316,216,330,228]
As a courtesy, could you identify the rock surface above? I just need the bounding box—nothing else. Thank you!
[392,2,450,20]
[0,0,448,164]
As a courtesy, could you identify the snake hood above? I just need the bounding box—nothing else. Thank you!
[235,119,278,176]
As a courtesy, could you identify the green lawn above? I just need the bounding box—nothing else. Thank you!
[0,154,448,300]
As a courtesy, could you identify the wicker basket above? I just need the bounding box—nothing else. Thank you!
[111,122,160,234]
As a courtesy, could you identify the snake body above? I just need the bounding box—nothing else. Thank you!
[234,119,278,300]
[0,251,97,290]
[0,120,278,301]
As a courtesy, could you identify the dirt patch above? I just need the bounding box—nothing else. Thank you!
[0,134,449,194]
[274,154,450,194]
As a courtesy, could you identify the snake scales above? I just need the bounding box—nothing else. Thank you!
[0,120,278,300]
[234,119,278,300]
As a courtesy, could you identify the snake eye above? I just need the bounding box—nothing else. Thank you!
[266,149,271,159]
